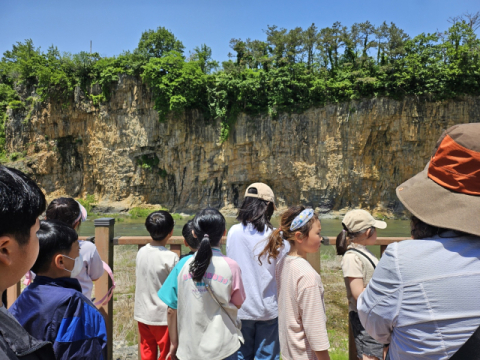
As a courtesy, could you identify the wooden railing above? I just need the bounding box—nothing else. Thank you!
[5,218,408,360]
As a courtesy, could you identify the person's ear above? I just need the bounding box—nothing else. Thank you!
[0,236,14,266]
[72,220,81,231]
[223,229,226,237]
[294,231,304,243]
[367,228,375,238]
[54,253,65,271]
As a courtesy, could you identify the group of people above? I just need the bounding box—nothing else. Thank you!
[0,122,479,360]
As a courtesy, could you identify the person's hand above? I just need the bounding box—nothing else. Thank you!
[166,343,178,360]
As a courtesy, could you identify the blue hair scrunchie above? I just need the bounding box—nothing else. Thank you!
[290,208,315,231]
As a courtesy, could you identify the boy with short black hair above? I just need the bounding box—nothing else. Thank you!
[0,166,55,360]
[135,211,179,360]
[9,220,107,360]
[180,220,199,259]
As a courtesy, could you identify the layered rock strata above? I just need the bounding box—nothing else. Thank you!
[6,75,479,214]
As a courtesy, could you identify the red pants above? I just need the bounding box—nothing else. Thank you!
[138,322,170,360]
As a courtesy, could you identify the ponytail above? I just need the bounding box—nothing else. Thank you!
[258,205,319,265]
[190,235,213,282]
[189,208,225,282]
[336,224,349,255]
[258,227,285,265]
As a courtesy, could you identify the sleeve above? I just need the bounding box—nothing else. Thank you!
[53,296,108,360]
[226,260,246,307]
[298,285,330,351]
[357,243,403,344]
[342,253,364,278]
[87,246,104,281]
[158,256,190,309]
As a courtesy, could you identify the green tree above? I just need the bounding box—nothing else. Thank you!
[190,44,219,74]
[137,27,185,58]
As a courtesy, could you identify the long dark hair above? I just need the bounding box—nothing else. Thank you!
[46,197,81,229]
[336,224,374,255]
[189,208,226,282]
[237,195,274,232]
[258,205,319,265]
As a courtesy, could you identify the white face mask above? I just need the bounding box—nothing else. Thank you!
[62,254,83,278]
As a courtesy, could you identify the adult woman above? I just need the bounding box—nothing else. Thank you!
[358,123,480,360]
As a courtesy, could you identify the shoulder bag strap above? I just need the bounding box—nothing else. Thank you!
[204,283,241,330]
[449,325,480,360]
[346,248,376,269]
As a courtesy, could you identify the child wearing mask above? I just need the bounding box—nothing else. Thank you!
[9,220,107,360]
[45,197,104,300]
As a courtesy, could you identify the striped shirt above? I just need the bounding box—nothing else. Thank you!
[276,255,330,360]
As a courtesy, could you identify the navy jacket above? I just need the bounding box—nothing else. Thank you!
[9,276,107,360]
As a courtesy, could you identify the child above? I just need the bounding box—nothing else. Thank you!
[45,197,104,300]
[258,206,330,360]
[158,208,246,360]
[9,220,108,360]
[335,209,386,360]
[226,182,289,360]
[0,166,56,359]
[134,211,179,360]
[180,220,198,259]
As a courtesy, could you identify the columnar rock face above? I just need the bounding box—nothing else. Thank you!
[5,75,479,214]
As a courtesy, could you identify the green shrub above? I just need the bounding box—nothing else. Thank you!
[77,193,95,214]
[8,100,24,110]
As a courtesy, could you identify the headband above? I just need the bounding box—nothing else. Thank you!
[74,201,88,225]
[290,208,315,231]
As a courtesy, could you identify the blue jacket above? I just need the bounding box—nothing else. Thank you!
[9,276,107,360]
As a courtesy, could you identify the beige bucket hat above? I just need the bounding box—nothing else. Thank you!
[396,123,480,237]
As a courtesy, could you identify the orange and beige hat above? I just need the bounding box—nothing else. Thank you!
[245,182,276,209]
[396,123,480,237]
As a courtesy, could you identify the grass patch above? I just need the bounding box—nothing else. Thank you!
[129,206,184,220]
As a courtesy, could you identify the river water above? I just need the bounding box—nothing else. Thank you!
[78,215,411,257]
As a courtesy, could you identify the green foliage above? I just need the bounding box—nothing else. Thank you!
[8,100,25,110]
[141,51,207,121]
[136,153,160,171]
[77,194,96,215]
[137,27,185,58]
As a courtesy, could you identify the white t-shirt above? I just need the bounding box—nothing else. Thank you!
[160,248,246,360]
[226,223,290,320]
[134,244,178,325]
[75,240,105,300]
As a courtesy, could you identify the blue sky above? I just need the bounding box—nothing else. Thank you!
[1,0,479,63]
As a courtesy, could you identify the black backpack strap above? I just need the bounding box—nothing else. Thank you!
[345,248,376,270]
[450,325,480,360]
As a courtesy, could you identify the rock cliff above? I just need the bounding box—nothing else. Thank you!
[5,75,479,215]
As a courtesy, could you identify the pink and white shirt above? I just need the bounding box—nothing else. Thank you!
[167,247,246,360]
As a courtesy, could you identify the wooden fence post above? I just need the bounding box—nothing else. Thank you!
[6,281,21,309]
[170,243,181,258]
[95,218,115,360]
[306,250,321,274]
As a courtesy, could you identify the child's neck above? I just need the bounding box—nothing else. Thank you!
[288,246,307,259]
[151,238,169,247]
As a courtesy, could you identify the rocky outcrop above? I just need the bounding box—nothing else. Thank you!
[5,75,479,215]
